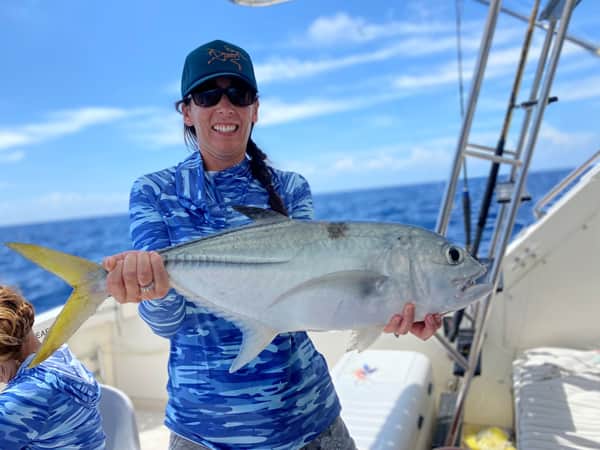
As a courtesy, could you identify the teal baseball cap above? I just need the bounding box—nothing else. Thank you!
[181,39,258,98]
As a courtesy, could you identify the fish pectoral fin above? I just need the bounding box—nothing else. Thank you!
[269,270,390,308]
[229,318,278,373]
[347,327,382,352]
[232,205,290,224]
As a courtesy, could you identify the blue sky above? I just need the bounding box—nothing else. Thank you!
[0,0,598,226]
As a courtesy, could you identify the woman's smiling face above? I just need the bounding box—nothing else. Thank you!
[182,76,259,171]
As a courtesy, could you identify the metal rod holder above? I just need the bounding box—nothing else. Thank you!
[436,0,503,236]
[444,0,578,445]
[467,143,517,156]
[463,150,522,166]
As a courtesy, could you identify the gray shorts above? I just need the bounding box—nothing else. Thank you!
[168,416,357,450]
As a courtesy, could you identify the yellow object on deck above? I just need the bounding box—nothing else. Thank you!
[464,426,516,450]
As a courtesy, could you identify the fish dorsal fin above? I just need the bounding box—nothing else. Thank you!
[232,205,290,224]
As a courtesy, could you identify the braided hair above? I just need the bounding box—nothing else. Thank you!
[245,138,288,216]
[175,97,288,217]
[0,286,35,362]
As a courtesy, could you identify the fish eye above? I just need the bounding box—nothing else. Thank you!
[446,246,463,265]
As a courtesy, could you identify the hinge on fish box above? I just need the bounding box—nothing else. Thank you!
[495,181,531,204]
[453,328,482,377]
[431,391,461,448]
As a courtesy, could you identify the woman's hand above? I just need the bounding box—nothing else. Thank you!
[102,251,170,303]
[383,303,442,341]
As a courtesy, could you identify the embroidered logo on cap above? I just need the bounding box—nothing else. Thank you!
[207,46,247,71]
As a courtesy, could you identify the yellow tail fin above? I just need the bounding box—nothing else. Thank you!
[5,242,109,367]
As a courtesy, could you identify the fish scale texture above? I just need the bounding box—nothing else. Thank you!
[131,152,340,450]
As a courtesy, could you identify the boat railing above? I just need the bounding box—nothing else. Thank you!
[434,0,581,446]
[534,149,600,218]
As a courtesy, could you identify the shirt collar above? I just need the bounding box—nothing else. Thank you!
[175,151,251,211]
[17,353,36,375]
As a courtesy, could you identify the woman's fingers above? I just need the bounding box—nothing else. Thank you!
[121,252,142,301]
[150,251,170,298]
[105,250,169,302]
[137,252,155,300]
[383,303,415,336]
[396,303,415,335]
[383,314,402,333]
[411,313,443,340]
[383,305,443,340]
[102,250,137,271]
[106,260,127,303]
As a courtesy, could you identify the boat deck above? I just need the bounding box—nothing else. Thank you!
[136,405,170,450]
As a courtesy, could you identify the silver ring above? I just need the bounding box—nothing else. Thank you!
[140,281,155,293]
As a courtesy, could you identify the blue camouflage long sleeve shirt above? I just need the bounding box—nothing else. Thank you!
[131,152,340,450]
[0,345,106,449]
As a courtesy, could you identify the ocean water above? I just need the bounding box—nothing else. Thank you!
[0,168,571,314]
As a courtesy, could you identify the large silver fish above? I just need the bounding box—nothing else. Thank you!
[6,206,491,372]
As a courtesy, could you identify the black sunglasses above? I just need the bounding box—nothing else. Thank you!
[188,85,257,108]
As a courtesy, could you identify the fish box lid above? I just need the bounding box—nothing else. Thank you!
[331,349,434,450]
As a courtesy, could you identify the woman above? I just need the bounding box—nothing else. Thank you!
[103,39,442,450]
[0,285,106,449]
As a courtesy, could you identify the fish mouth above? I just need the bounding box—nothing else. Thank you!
[456,277,476,293]
[452,264,488,294]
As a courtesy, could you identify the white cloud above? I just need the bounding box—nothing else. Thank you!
[390,39,547,93]
[303,12,460,46]
[0,107,130,150]
[255,11,528,86]
[257,33,483,84]
[393,61,459,89]
[528,124,600,171]
[259,97,364,126]
[0,131,30,149]
[555,75,600,101]
[259,87,416,126]
[284,138,454,177]
[272,11,526,79]
[539,123,596,147]
[281,139,456,193]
